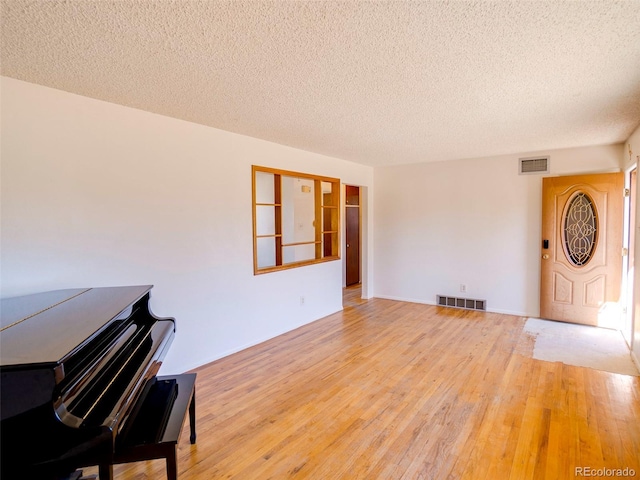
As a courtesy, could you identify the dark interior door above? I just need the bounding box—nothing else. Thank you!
[345,186,360,286]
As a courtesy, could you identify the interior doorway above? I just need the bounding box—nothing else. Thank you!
[345,185,361,287]
[343,284,367,308]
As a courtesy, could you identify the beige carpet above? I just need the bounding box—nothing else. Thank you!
[521,318,639,376]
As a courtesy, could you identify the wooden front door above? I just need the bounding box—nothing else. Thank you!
[540,173,624,326]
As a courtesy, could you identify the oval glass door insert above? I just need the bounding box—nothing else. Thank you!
[563,192,598,266]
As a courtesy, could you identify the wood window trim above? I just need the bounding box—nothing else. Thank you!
[252,165,341,275]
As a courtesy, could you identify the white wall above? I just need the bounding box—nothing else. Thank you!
[0,77,374,373]
[374,145,623,316]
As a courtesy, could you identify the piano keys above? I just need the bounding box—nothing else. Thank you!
[0,285,196,480]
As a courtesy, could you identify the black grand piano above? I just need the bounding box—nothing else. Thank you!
[0,285,196,480]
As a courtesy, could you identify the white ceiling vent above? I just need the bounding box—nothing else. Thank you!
[519,156,550,175]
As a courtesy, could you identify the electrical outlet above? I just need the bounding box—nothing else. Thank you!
[460,284,467,293]
[300,296,305,306]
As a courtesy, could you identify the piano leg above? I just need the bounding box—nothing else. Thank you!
[189,388,196,445]
[98,463,113,480]
[166,445,178,480]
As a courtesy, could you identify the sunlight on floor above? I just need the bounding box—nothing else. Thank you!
[597,301,623,329]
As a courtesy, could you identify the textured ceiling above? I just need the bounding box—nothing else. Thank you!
[2,1,640,167]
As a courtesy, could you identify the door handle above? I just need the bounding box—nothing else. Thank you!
[542,254,549,259]
[347,244,350,248]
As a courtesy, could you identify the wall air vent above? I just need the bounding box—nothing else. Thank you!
[519,156,549,175]
[437,295,486,311]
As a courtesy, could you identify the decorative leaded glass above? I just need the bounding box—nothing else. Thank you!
[563,192,597,266]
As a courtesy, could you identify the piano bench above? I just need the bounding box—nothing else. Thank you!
[99,373,196,480]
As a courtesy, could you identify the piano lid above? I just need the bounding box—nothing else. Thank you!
[0,285,153,368]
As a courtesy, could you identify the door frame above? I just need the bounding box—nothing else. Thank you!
[342,184,370,301]
[622,165,637,347]
[345,185,361,287]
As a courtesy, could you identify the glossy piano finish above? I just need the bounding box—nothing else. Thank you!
[1,286,152,366]
[0,285,176,479]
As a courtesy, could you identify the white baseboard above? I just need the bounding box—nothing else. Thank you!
[163,306,344,374]
[373,294,530,317]
[632,350,640,374]
[374,294,437,306]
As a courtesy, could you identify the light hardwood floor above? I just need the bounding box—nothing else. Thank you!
[91,294,640,479]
